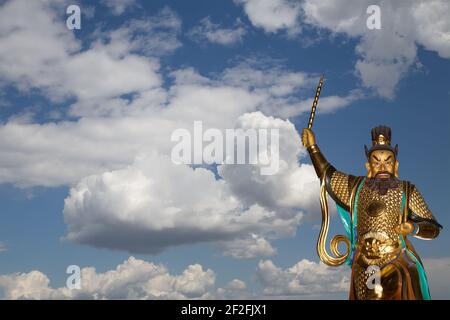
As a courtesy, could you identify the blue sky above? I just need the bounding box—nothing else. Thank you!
[0,0,449,299]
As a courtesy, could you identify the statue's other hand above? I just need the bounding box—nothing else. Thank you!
[395,222,415,236]
[301,128,316,148]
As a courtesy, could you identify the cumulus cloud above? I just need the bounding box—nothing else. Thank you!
[214,279,250,299]
[62,112,307,254]
[0,255,353,300]
[411,1,450,58]
[0,256,215,299]
[225,278,247,290]
[93,7,182,57]
[101,0,137,15]
[0,0,162,102]
[218,60,361,118]
[0,242,7,252]
[237,0,450,99]
[189,17,246,45]
[235,0,301,34]
[303,0,450,98]
[257,259,350,296]
[219,112,319,213]
[217,234,277,259]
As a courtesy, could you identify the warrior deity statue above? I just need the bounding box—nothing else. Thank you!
[299,76,442,300]
[301,125,442,299]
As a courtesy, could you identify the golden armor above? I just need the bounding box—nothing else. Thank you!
[302,125,442,300]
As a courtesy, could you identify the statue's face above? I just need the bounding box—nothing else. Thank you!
[365,149,399,179]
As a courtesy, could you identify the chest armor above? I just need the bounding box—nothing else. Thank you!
[355,181,404,265]
[353,181,404,299]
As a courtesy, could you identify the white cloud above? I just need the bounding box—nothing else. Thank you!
[218,234,277,259]
[0,242,7,252]
[225,278,247,290]
[217,60,360,118]
[63,151,279,253]
[237,0,450,99]
[235,0,301,34]
[0,255,350,300]
[101,0,137,15]
[212,278,250,299]
[301,0,365,36]
[300,0,450,99]
[257,259,350,296]
[93,7,182,57]
[0,256,215,299]
[219,112,319,213]
[262,89,363,119]
[0,0,162,102]
[422,257,450,299]
[62,112,307,254]
[220,59,312,95]
[189,17,246,45]
[0,72,260,188]
[411,1,450,58]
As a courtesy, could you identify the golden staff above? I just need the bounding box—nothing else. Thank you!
[307,75,324,129]
[306,75,351,266]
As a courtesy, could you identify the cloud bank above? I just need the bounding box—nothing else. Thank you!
[237,0,450,98]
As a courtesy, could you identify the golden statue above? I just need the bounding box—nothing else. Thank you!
[301,78,442,300]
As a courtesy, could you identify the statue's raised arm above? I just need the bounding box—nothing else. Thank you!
[302,127,360,212]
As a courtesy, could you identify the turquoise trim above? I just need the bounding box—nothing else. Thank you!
[400,192,431,300]
[336,204,352,265]
[334,178,366,266]
[406,249,431,300]
[336,204,351,239]
[401,191,406,215]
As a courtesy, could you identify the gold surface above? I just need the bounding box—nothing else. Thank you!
[365,149,398,178]
[354,257,372,299]
[358,231,401,265]
[307,75,324,130]
[352,180,405,299]
[373,134,390,146]
[356,181,403,253]
[366,200,386,217]
[330,171,351,207]
[410,188,434,220]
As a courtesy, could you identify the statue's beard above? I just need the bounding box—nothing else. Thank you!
[366,174,400,195]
